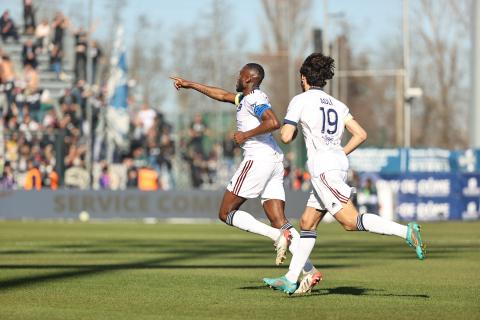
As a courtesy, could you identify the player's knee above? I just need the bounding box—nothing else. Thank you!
[341,220,357,231]
[218,203,233,223]
[300,216,316,231]
[218,210,228,223]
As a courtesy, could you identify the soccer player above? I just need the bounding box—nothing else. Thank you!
[263,53,426,294]
[171,64,321,293]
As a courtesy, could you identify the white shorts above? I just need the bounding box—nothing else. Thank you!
[307,170,352,215]
[227,158,285,201]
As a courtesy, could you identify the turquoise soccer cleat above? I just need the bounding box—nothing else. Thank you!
[263,276,298,295]
[406,222,426,260]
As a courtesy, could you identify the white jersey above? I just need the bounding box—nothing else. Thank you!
[284,88,352,173]
[234,89,283,161]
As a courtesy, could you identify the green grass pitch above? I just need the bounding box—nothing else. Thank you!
[0,220,479,319]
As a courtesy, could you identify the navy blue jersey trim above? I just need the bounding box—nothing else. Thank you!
[283,119,298,126]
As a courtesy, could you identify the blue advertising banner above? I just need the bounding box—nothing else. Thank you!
[350,148,480,174]
[406,149,452,172]
[459,173,480,220]
[450,149,480,173]
[348,148,403,173]
[376,173,480,221]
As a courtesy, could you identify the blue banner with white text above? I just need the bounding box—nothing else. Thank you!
[375,173,480,221]
[349,148,480,174]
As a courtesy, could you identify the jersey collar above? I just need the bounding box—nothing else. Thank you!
[245,87,260,96]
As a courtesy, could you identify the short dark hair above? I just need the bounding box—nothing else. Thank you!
[245,63,265,85]
[300,53,335,88]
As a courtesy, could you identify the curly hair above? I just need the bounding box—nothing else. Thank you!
[299,53,335,88]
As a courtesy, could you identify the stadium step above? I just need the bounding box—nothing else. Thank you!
[39,71,74,82]
[42,80,70,91]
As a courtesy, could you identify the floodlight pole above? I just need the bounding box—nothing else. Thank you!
[287,1,295,100]
[85,0,94,188]
[403,0,411,148]
[322,0,330,94]
[322,0,329,57]
[472,0,480,148]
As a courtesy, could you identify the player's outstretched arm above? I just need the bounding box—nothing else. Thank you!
[170,76,236,104]
[343,118,367,155]
[233,109,280,144]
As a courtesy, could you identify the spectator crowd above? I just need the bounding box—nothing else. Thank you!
[0,2,328,193]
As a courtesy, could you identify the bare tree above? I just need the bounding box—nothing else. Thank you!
[345,51,398,147]
[410,0,472,148]
[254,0,312,118]
[170,0,244,113]
[130,14,164,108]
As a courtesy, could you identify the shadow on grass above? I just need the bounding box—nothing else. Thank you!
[0,239,358,294]
[291,286,430,299]
[241,285,429,299]
[0,249,226,291]
[0,263,354,270]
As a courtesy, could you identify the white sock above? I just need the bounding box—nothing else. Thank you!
[285,230,316,283]
[287,226,314,272]
[226,210,280,241]
[357,213,408,239]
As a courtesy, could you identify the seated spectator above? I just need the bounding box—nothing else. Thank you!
[25,91,42,120]
[19,112,40,140]
[0,54,16,112]
[49,170,59,190]
[23,63,39,93]
[22,39,39,69]
[222,131,240,177]
[23,0,36,34]
[24,159,42,190]
[188,113,208,155]
[0,11,19,43]
[357,177,379,214]
[206,149,218,186]
[52,12,68,50]
[35,19,50,50]
[90,40,102,83]
[42,143,56,167]
[137,166,159,191]
[71,80,87,118]
[42,109,58,128]
[5,131,19,163]
[132,146,148,168]
[59,88,78,107]
[64,157,89,189]
[99,162,110,189]
[74,27,88,82]
[126,167,138,189]
[146,138,160,170]
[183,149,205,189]
[41,164,58,190]
[136,104,156,136]
[158,125,174,173]
[0,161,16,190]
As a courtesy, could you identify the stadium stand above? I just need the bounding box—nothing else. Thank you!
[0,7,312,191]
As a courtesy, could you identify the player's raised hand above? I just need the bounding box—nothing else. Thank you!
[169,76,190,90]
